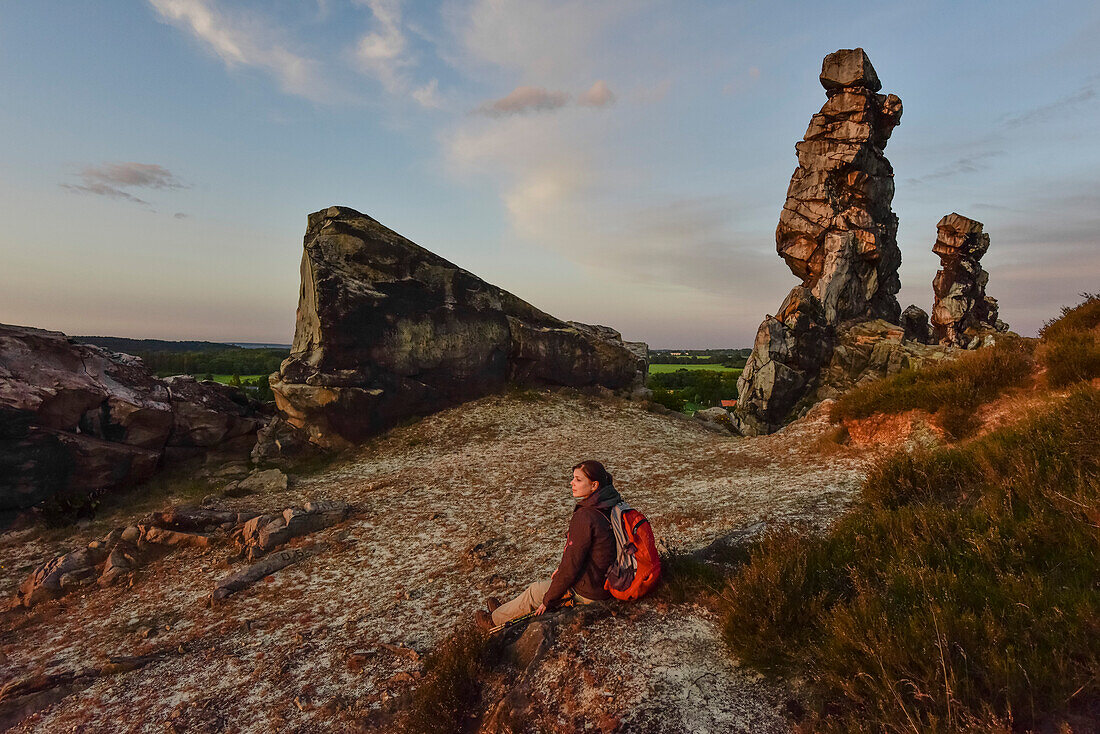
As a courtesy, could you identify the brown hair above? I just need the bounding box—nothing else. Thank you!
[572,460,613,488]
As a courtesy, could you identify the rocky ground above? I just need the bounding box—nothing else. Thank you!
[0,390,883,732]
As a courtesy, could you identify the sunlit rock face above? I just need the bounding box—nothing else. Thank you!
[930,213,1010,347]
[734,48,904,436]
[269,206,647,449]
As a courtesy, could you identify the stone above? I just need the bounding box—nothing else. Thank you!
[820,48,881,94]
[734,50,902,435]
[809,319,955,402]
[15,546,108,607]
[930,213,1010,346]
[250,415,325,466]
[234,469,288,495]
[239,501,350,560]
[694,407,733,432]
[509,621,553,670]
[212,547,311,600]
[0,324,265,517]
[269,206,647,450]
[141,527,211,548]
[901,304,933,344]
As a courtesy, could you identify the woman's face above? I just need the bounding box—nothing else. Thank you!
[571,468,600,499]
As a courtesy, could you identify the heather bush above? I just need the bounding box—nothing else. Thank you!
[722,387,1100,732]
[394,625,504,733]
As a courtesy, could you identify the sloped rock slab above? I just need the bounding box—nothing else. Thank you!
[269,206,647,449]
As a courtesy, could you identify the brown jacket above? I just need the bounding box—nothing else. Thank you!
[542,484,621,606]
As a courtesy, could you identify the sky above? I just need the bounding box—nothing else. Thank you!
[1,1,1098,348]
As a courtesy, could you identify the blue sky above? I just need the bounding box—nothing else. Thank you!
[1,1,1097,347]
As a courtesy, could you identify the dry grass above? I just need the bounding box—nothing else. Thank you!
[390,625,504,734]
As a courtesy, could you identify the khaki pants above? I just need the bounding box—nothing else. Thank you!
[490,579,600,626]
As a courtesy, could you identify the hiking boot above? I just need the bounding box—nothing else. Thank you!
[486,597,501,613]
[475,610,494,631]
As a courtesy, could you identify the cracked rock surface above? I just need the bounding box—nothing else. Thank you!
[930,213,1010,347]
[0,324,265,517]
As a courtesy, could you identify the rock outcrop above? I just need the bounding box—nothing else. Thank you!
[268,206,647,449]
[11,499,349,608]
[0,325,264,518]
[812,319,953,401]
[734,49,903,435]
[930,213,1009,347]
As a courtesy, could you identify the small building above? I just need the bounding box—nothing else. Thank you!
[720,399,737,409]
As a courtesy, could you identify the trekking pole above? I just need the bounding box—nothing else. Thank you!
[488,597,575,634]
[488,610,538,634]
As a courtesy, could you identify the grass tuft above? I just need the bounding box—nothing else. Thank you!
[394,625,503,734]
[1038,292,1100,341]
[655,547,729,604]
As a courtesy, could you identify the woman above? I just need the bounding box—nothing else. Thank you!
[476,460,620,630]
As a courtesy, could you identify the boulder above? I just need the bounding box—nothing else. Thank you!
[234,469,288,495]
[734,50,903,435]
[238,500,350,560]
[270,206,647,449]
[0,325,265,517]
[900,304,933,344]
[930,213,1010,347]
[212,547,312,600]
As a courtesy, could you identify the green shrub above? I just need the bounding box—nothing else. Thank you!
[1034,293,1100,389]
[830,337,1033,440]
[656,548,729,604]
[722,387,1100,732]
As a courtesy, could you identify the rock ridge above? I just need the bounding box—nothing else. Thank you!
[0,325,264,519]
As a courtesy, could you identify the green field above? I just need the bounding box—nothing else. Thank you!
[207,374,267,384]
[649,363,742,374]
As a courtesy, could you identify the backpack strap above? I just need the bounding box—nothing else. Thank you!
[608,501,637,569]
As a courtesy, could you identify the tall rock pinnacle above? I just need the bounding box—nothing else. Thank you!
[733,48,903,435]
[776,47,904,325]
[930,213,1009,346]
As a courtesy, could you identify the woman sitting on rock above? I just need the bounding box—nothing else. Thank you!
[476,460,619,630]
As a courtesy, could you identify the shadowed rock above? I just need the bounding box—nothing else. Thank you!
[734,49,903,435]
[0,325,264,518]
[267,206,647,450]
[900,304,933,344]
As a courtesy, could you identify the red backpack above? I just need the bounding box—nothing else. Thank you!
[604,501,661,601]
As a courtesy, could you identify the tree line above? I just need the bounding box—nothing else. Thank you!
[647,368,742,412]
[138,348,288,378]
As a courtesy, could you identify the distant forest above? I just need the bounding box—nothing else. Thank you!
[74,336,288,381]
[649,348,751,367]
